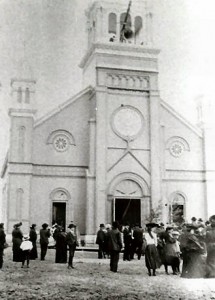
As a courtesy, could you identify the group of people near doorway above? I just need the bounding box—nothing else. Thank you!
[96,215,215,278]
[0,221,78,270]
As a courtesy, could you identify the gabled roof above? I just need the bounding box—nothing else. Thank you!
[34,86,94,128]
[160,99,203,138]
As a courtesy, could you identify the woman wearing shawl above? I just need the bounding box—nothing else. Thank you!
[180,224,206,278]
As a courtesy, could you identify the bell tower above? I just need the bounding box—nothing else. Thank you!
[86,0,153,47]
[81,0,162,233]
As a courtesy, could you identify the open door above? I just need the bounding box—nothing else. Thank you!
[115,198,140,226]
[52,202,66,229]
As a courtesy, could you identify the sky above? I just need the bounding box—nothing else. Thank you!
[0,0,215,175]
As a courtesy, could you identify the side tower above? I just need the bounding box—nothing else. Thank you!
[6,71,36,233]
[80,0,161,234]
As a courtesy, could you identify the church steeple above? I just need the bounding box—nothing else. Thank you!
[85,0,153,48]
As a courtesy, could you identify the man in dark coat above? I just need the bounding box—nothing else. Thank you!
[206,215,215,278]
[133,224,144,260]
[0,223,6,270]
[40,223,51,260]
[66,224,78,269]
[123,224,132,261]
[96,224,107,259]
[107,221,122,272]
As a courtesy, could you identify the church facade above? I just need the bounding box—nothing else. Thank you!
[1,0,215,241]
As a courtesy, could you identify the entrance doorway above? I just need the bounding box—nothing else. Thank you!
[114,198,140,226]
[52,202,66,229]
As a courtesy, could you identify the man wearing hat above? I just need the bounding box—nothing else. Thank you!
[96,224,107,259]
[39,223,51,260]
[106,221,122,272]
[0,223,6,270]
[66,224,78,269]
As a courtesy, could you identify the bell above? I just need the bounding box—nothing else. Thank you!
[124,27,133,39]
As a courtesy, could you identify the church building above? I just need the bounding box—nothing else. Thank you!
[1,0,215,241]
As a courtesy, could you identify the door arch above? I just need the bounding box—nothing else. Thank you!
[107,173,150,226]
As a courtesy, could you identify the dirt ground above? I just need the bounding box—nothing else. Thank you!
[1,247,215,300]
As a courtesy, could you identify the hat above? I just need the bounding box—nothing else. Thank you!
[14,222,22,228]
[42,223,49,229]
[112,221,119,229]
[191,217,197,221]
[159,222,165,227]
[146,223,159,228]
[100,224,105,228]
[0,223,4,228]
[30,224,36,229]
[68,224,76,229]
[198,218,203,222]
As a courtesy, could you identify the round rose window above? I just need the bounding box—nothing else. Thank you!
[53,135,69,152]
[169,142,184,157]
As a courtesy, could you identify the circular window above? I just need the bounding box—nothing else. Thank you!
[53,135,69,152]
[111,105,144,141]
[169,141,184,157]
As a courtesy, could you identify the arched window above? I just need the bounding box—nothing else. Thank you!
[17,87,22,103]
[108,13,117,34]
[25,87,30,103]
[134,16,142,43]
[120,13,132,40]
[170,192,186,225]
[18,126,26,160]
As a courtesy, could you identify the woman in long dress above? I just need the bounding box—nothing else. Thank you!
[144,223,161,276]
[12,222,23,262]
[29,224,38,260]
[55,226,67,263]
[180,224,206,278]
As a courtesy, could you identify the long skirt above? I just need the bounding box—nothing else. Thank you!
[12,238,23,262]
[55,240,67,263]
[181,251,206,278]
[30,242,38,260]
[206,247,215,278]
[145,244,161,270]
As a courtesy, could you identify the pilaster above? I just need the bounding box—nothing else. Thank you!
[149,89,161,211]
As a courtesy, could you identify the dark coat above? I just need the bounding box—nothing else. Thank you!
[29,228,38,259]
[55,231,67,263]
[107,228,122,252]
[96,229,106,245]
[206,226,215,278]
[0,228,6,249]
[40,228,51,244]
[180,232,206,278]
[12,227,23,262]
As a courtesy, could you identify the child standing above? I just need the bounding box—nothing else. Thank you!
[20,236,33,268]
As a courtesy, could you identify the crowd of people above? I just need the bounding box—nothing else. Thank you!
[0,215,215,279]
[96,215,215,278]
[0,221,78,270]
